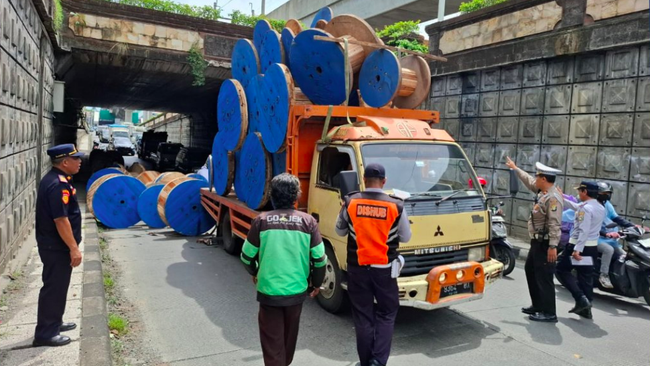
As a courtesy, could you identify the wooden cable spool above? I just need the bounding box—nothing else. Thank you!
[258,63,294,153]
[88,175,145,229]
[315,19,328,29]
[187,173,208,183]
[86,167,123,191]
[253,19,272,56]
[232,39,260,90]
[245,74,263,134]
[87,173,122,216]
[285,19,303,35]
[128,162,146,175]
[217,79,248,151]
[212,134,235,196]
[155,172,185,185]
[259,29,285,73]
[233,149,248,203]
[137,184,167,228]
[157,177,216,236]
[272,151,287,177]
[310,7,333,28]
[359,49,431,109]
[289,28,367,105]
[281,27,295,71]
[324,15,384,59]
[136,170,160,186]
[239,132,272,210]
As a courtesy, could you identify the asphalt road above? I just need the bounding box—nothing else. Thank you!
[103,226,650,366]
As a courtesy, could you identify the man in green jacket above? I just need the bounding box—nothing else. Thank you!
[241,173,327,366]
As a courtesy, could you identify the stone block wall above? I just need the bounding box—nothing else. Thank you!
[0,0,55,272]
[430,44,650,238]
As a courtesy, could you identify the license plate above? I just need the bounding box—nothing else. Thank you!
[639,238,650,249]
[440,282,473,298]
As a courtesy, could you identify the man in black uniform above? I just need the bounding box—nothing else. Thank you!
[33,144,84,347]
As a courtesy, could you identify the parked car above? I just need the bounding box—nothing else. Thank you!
[175,147,211,173]
[108,136,136,156]
[154,142,183,171]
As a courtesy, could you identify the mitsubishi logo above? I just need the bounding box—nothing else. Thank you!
[396,121,417,137]
[434,226,444,237]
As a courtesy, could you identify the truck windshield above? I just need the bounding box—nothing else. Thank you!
[113,131,129,138]
[361,143,481,197]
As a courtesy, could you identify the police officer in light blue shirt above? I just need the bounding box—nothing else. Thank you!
[557,181,606,320]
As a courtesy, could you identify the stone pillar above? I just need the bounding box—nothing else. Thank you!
[428,31,444,57]
[558,0,587,28]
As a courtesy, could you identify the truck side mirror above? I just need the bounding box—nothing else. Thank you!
[509,169,519,195]
[337,170,359,198]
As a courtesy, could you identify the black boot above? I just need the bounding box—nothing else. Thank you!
[521,306,537,315]
[569,295,591,314]
[529,312,558,323]
[577,307,593,319]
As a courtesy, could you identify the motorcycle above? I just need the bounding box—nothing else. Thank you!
[489,202,516,276]
[595,224,650,306]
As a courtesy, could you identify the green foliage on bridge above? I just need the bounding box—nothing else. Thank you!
[229,10,286,33]
[54,0,63,31]
[459,0,508,13]
[188,43,207,86]
[375,21,429,54]
[104,0,222,20]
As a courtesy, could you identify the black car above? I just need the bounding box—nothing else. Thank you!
[155,142,184,171]
[108,137,135,156]
[175,147,211,173]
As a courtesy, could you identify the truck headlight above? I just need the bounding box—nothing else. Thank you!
[468,246,486,262]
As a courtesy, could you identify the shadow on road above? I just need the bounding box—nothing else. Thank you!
[164,240,510,363]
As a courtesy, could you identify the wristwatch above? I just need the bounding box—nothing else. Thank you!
[549,245,557,249]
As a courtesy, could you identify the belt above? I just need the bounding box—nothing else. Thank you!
[530,233,549,240]
[569,238,598,247]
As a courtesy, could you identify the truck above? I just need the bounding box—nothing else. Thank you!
[138,130,168,160]
[201,105,504,313]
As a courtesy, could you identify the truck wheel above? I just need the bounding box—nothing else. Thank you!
[317,245,348,314]
[220,212,242,255]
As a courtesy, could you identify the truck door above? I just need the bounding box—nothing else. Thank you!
[309,145,358,252]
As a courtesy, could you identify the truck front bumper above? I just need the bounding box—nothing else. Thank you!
[397,258,503,310]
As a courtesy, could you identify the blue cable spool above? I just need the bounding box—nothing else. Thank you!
[212,134,234,196]
[245,74,264,134]
[290,29,351,105]
[310,7,333,28]
[90,175,145,229]
[259,63,293,153]
[87,167,123,191]
[280,28,295,71]
[259,29,285,73]
[240,133,271,210]
[232,39,260,90]
[253,19,272,56]
[159,178,215,236]
[233,149,248,203]
[137,184,166,229]
[187,173,208,183]
[217,79,248,151]
[272,151,287,177]
[358,49,401,108]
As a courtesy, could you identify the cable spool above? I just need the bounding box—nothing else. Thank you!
[233,149,247,203]
[245,74,264,134]
[359,50,431,109]
[232,39,260,90]
[155,172,185,185]
[128,162,146,175]
[272,151,287,177]
[137,184,167,228]
[86,167,123,191]
[239,132,271,210]
[290,28,366,105]
[136,171,160,186]
[88,175,145,229]
[315,19,328,29]
[253,19,272,56]
[258,63,294,153]
[187,173,208,183]
[87,173,122,216]
[285,19,303,35]
[281,28,295,71]
[212,134,234,196]
[259,29,285,73]
[217,79,248,151]
[310,7,333,28]
[157,177,216,236]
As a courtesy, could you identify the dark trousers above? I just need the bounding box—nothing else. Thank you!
[35,249,73,340]
[347,265,399,366]
[258,303,303,366]
[524,239,556,316]
[557,244,598,302]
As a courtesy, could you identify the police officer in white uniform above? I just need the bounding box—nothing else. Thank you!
[506,158,563,323]
[557,181,606,319]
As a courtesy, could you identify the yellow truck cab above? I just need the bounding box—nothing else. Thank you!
[201,105,503,314]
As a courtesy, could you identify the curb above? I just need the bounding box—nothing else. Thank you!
[79,213,112,366]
